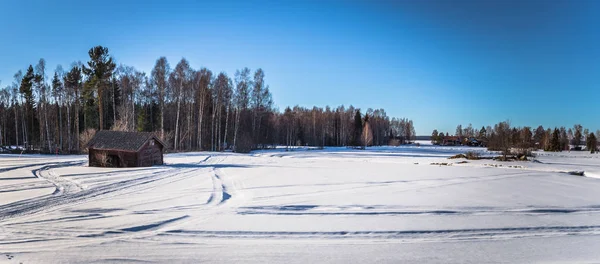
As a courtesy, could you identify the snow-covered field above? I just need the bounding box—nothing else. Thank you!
[2,143,600,263]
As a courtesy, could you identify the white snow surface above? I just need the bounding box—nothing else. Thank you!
[1,145,600,263]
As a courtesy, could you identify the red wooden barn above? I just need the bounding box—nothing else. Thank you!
[87,131,165,167]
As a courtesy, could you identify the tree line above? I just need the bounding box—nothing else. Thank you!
[432,122,599,154]
[0,46,416,153]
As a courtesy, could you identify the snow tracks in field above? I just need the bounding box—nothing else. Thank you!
[33,161,86,195]
[0,155,228,222]
[164,224,600,242]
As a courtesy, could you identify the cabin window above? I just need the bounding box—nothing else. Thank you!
[150,140,155,146]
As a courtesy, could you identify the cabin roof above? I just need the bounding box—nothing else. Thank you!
[444,136,461,140]
[87,131,165,152]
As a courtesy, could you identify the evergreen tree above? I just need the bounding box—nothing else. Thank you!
[479,126,486,139]
[533,125,545,149]
[587,133,597,153]
[82,46,116,130]
[573,124,583,148]
[352,110,362,146]
[550,128,561,152]
[431,129,439,145]
[297,124,305,146]
[52,71,64,149]
[20,65,35,148]
[20,66,35,107]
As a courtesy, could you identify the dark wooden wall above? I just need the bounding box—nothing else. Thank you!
[89,149,139,167]
[138,139,164,167]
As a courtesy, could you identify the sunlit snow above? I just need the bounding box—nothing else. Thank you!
[1,143,600,263]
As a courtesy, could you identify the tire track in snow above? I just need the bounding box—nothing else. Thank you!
[33,161,86,195]
[0,160,85,194]
[205,156,238,206]
[0,161,75,174]
[0,156,216,222]
[237,205,600,216]
[114,156,244,242]
[206,168,223,205]
[0,154,244,251]
[59,155,236,244]
[214,170,231,204]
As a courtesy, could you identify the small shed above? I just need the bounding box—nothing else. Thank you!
[87,131,165,167]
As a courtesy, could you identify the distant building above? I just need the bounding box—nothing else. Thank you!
[466,137,487,147]
[87,131,165,167]
[442,136,461,146]
[441,136,486,147]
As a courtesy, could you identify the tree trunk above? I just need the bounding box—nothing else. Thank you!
[197,94,204,150]
[224,102,230,150]
[211,93,218,151]
[313,112,316,146]
[150,100,154,131]
[198,107,204,150]
[195,79,206,150]
[45,103,51,151]
[211,104,216,151]
[184,102,189,150]
[233,107,240,151]
[75,94,80,151]
[22,105,28,150]
[217,103,222,151]
[160,93,164,139]
[59,102,63,150]
[67,103,71,151]
[113,80,117,127]
[252,109,257,145]
[174,82,182,151]
[98,83,103,130]
[257,115,262,148]
[14,106,18,147]
[38,105,44,150]
[131,94,135,131]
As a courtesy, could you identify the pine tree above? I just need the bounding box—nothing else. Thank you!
[82,46,116,130]
[151,57,169,139]
[573,124,583,149]
[352,110,362,146]
[20,65,35,149]
[587,133,597,153]
[559,127,569,151]
[297,124,305,146]
[20,66,35,107]
[52,71,63,150]
[479,126,486,139]
[533,125,545,149]
[550,128,561,152]
[431,129,439,145]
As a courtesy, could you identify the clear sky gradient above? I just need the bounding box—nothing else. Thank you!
[1,0,598,135]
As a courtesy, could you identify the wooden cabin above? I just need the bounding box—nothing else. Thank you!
[442,136,462,146]
[87,131,165,167]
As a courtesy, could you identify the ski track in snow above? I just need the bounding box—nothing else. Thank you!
[2,146,600,263]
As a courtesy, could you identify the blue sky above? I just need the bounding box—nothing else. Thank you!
[1,0,598,135]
